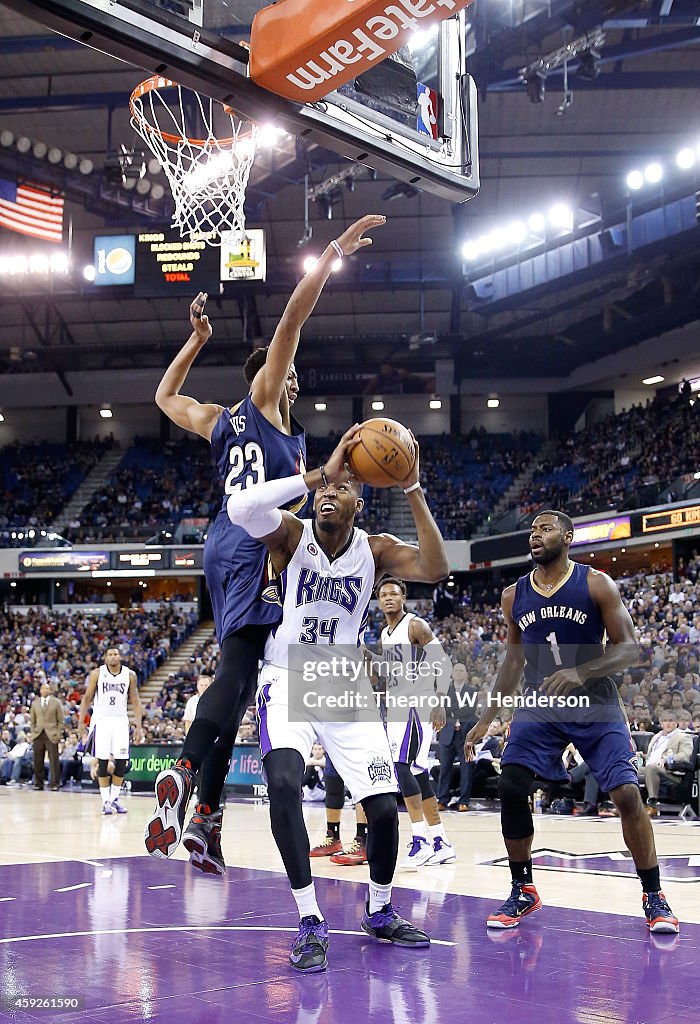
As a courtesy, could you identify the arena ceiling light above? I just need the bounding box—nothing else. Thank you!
[314,401,327,411]
[626,170,644,191]
[83,265,96,282]
[642,375,664,385]
[487,397,500,408]
[429,398,442,410]
[644,163,663,184]
[99,405,113,419]
[0,251,70,276]
[0,412,5,423]
[675,147,696,170]
[371,400,385,411]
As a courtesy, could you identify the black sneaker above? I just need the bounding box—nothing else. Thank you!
[144,760,195,859]
[289,916,329,972]
[183,805,226,876]
[643,891,679,934]
[361,902,430,947]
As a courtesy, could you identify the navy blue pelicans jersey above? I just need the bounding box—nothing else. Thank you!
[203,396,307,641]
[511,560,605,692]
[504,560,638,792]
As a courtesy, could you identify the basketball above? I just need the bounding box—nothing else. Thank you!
[347,417,416,488]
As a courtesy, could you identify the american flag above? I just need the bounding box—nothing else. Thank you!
[0,179,64,243]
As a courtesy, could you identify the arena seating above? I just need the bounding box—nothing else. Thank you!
[0,440,109,542]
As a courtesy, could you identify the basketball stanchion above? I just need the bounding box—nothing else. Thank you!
[129,76,258,245]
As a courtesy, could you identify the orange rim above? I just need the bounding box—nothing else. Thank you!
[129,76,250,148]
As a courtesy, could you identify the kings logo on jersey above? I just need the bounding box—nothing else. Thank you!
[367,754,392,785]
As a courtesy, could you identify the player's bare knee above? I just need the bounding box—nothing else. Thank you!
[609,783,644,817]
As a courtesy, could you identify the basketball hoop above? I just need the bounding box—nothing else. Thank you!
[129,76,258,245]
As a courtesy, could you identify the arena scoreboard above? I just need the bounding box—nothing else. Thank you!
[135,231,219,294]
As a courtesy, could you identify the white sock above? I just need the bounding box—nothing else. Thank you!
[429,822,448,842]
[291,882,323,922]
[368,881,392,914]
[411,821,427,841]
[110,785,121,803]
[100,787,111,805]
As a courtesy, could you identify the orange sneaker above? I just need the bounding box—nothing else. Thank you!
[487,882,542,929]
[330,837,368,865]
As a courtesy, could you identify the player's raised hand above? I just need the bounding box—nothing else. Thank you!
[323,424,362,484]
[190,291,212,341]
[335,215,386,255]
[397,432,420,492]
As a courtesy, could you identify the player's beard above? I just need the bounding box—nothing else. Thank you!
[531,542,563,566]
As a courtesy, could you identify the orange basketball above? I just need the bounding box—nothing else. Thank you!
[347,417,416,488]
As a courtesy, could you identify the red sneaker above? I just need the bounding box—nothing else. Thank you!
[309,835,343,858]
[330,837,367,865]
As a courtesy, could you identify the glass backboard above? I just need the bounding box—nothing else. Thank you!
[9,0,479,203]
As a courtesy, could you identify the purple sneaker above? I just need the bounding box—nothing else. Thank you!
[361,902,430,947]
[101,801,113,815]
[111,798,127,814]
[289,916,329,972]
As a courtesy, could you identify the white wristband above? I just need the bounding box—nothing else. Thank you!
[330,239,344,259]
[403,481,421,494]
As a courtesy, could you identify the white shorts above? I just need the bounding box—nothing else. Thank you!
[386,709,432,775]
[257,664,397,803]
[92,718,130,760]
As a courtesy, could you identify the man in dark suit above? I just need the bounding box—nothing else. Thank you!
[29,683,63,791]
[436,664,480,811]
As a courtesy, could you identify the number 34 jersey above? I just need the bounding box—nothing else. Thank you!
[264,520,374,670]
[203,396,307,640]
[511,560,605,692]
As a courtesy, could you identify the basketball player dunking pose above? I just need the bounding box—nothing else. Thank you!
[146,216,385,873]
[79,648,143,815]
[375,578,456,868]
[466,510,679,933]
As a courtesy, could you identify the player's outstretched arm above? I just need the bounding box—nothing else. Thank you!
[370,439,449,584]
[540,571,639,697]
[252,216,386,414]
[155,292,224,440]
[465,587,525,759]
[78,669,99,739]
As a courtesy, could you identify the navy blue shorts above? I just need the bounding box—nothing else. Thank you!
[501,679,639,793]
[203,510,283,641]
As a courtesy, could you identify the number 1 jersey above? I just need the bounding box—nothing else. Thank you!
[203,396,307,640]
[511,560,605,691]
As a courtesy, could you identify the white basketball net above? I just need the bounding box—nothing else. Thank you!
[130,77,258,245]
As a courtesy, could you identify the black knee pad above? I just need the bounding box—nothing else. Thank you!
[113,759,128,777]
[97,759,110,778]
[265,753,304,807]
[324,773,345,810]
[416,771,435,801]
[499,764,535,840]
[395,761,421,798]
[361,792,398,826]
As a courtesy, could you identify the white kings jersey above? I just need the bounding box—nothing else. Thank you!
[94,664,130,719]
[380,612,445,704]
[264,520,374,669]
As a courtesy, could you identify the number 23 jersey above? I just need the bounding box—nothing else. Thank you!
[203,396,307,639]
